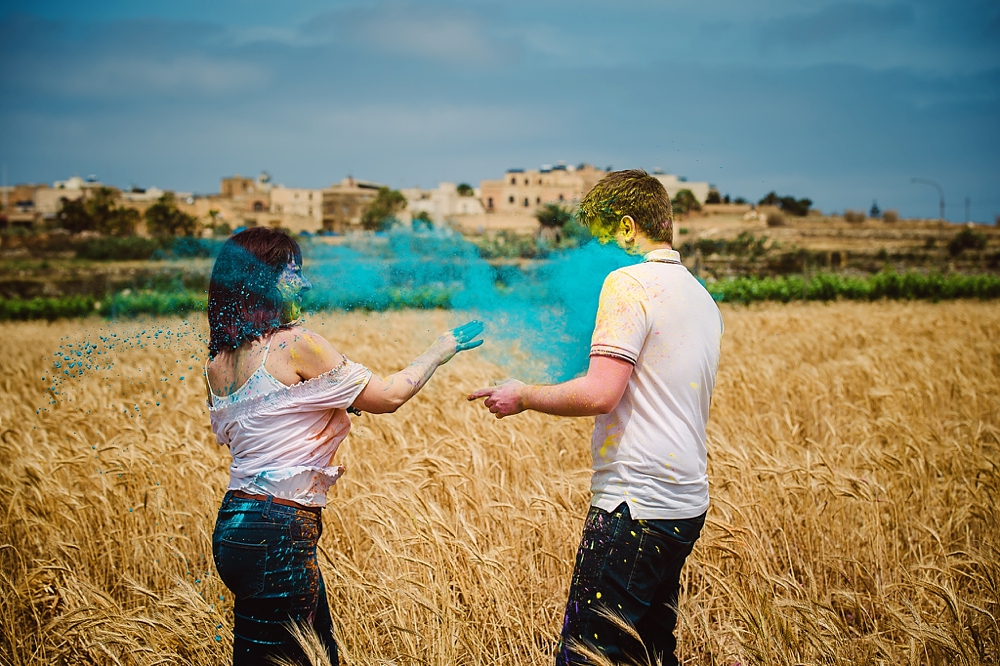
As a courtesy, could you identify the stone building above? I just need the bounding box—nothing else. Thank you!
[220,175,256,199]
[479,163,607,215]
[208,172,275,229]
[270,187,324,234]
[321,177,384,233]
[479,163,712,220]
[651,173,712,206]
[400,182,484,226]
[34,176,98,216]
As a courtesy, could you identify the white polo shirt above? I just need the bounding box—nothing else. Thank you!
[589,248,723,520]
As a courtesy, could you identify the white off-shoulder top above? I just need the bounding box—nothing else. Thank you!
[206,340,372,507]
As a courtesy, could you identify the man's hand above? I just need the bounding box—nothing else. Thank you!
[468,379,526,419]
[467,356,632,419]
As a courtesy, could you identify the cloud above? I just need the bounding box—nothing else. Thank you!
[11,54,269,98]
[214,25,304,48]
[1,3,998,220]
[304,3,518,66]
[0,14,270,99]
[84,56,267,96]
[763,2,914,46]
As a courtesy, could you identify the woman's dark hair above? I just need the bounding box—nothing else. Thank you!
[208,227,302,357]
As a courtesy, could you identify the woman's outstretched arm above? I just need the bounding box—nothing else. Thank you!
[281,321,483,414]
[352,320,484,414]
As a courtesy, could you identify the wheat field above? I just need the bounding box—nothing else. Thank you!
[1,301,998,665]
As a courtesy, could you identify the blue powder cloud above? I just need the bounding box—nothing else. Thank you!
[301,228,639,382]
[41,228,640,409]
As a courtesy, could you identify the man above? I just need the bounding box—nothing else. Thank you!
[469,169,723,666]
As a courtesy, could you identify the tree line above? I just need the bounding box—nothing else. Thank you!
[58,188,199,237]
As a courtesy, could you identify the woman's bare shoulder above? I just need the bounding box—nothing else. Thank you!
[272,326,345,379]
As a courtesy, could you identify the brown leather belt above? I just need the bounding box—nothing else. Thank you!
[231,489,322,515]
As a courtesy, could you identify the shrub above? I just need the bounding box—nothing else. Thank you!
[844,210,865,224]
[759,191,812,216]
[695,238,725,255]
[766,211,786,227]
[362,188,407,231]
[883,210,899,224]
[947,227,987,256]
[145,193,199,237]
[559,218,592,247]
[536,203,573,229]
[410,211,433,232]
[74,236,220,261]
[165,237,223,259]
[671,189,701,216]
[0,295,97,321]
[76,236,166,261]
[727,232,771,258]
[706,270,1000,305]
[475,232,543,259]
[99,290,207,319]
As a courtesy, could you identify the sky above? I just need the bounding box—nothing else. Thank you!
[1,0,998,222]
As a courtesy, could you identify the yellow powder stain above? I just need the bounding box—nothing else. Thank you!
[690,382,700,390]
[598,434,618,458]
[304,334,325,355]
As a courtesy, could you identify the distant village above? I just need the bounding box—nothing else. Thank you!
[0,163,716,237]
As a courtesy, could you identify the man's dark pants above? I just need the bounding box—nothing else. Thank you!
[556,502,706,666]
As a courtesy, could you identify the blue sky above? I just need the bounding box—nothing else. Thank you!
[1,1,998,221]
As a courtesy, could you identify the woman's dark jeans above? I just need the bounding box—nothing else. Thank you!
[213,491,338,666]
[556,502,706,666]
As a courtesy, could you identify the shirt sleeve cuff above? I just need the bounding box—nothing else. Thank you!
[590,345,638,365]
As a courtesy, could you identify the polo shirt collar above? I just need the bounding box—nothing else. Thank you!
[644,248,681,264]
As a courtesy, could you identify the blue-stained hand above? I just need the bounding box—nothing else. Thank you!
[430,320,485,364]
[452,320,485,352]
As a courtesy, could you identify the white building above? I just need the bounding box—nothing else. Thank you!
[121,186,166,203]
[401,182,484,226]
[652,172,712,205]
[270,186,324,228]
[35,176,97,215]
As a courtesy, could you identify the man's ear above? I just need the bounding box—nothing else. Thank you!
[620,215,636,241]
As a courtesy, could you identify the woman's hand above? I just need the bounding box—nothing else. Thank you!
[429,320,485,364]
[467,379,526,419]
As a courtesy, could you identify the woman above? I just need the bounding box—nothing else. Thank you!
[205,227,483,665]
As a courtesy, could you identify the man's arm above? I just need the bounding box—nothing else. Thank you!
[468,354,632,419]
